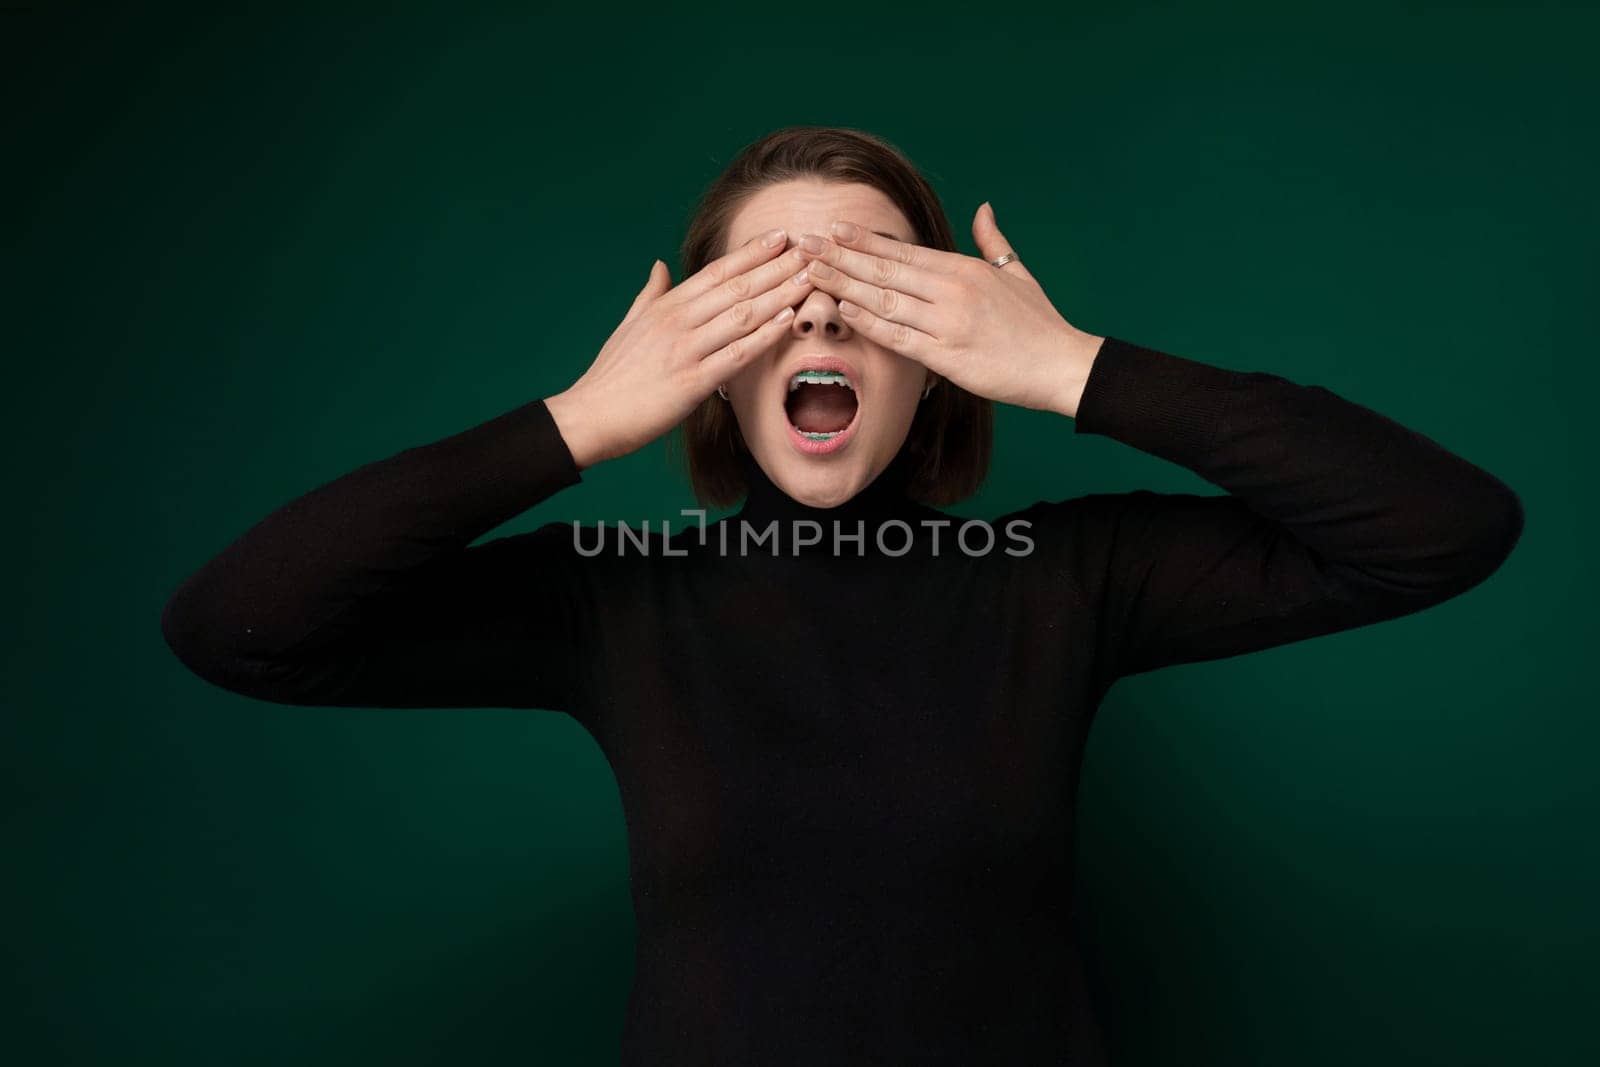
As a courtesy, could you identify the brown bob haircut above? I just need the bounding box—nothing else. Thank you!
[670,125,994,510]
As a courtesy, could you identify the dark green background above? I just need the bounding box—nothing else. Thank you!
[5,3,1594,1064]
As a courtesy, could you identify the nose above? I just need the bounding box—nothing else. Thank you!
[790,285,852,340]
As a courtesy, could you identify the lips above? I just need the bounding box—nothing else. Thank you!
[780,354,862,457]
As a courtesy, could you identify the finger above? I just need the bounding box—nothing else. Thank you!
[680,242,811,329]
[691,253,817,356]
[804,227,954,301]
[804,253,943,338]
[621,259,671,326]
[835,298,938,366]
[696,301,800,393]
[972,202,1038,285]
[667,228,791,307]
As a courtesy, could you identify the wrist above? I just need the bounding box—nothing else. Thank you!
[544,388,609,471]
[1053,328,1105,419]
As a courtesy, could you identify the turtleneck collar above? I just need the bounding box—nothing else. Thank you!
[732,445,928,554]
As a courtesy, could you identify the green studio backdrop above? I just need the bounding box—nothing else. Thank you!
[4,3,1595,1065]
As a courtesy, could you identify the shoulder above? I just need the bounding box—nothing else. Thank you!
[988,489,1235,574]
[989,490,1143,538]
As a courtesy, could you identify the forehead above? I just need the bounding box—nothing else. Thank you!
[725,179,914,250]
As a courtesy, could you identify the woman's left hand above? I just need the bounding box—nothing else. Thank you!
[797,202,1105,416]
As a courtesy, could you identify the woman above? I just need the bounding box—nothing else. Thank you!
[160,126,1524,1064]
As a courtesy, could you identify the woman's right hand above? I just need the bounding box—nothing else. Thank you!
[545,229,817,470]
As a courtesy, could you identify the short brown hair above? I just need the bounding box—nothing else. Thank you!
[669,125,993,509]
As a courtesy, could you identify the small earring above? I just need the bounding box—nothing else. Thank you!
[717,384,729,401]
[921,382,935,400]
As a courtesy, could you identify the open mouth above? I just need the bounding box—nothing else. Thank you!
[784,368,859,451]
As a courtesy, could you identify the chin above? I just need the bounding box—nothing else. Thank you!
[763,443,869,508]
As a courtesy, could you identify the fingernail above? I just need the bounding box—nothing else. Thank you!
[831,220,859,242]
[800,233,825,254]
[762,228,786,247]
[839,300,860,318]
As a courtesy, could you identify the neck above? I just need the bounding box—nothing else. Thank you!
[732,446,927,555]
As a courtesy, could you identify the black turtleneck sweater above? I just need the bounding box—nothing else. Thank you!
[159,336,1524,1064]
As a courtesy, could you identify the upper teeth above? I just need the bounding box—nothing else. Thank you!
[789,370,854,392]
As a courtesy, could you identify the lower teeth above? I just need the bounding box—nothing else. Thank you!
[799,430,840,441]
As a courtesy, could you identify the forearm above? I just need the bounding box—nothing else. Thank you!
[161,396,583,671]
[1077,336,1524,600]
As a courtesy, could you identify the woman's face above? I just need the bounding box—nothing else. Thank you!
[720,179,935,509]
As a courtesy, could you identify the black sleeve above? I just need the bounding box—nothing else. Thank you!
[159,397,594,715]
[1038,336,1524,688]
